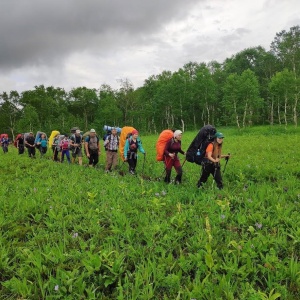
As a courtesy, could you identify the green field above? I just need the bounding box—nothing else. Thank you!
[0,126,300,299]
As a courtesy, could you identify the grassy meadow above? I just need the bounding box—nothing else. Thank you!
[0,126,300,299]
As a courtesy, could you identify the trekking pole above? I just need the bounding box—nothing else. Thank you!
[141,153,146,175]
[223,153,230,174]
[181,158,187,168]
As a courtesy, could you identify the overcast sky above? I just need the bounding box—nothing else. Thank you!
[0,0,299,93]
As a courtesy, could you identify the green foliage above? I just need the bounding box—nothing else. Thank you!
[0,126,300,299]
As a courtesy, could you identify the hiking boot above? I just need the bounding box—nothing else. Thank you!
[129,170,135,175]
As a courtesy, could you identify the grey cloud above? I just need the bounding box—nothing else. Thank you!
[0,0,200,69]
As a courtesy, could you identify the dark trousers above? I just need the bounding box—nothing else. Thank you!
[88,150,99,166]
[18,145,24,154]
[53,148,59,161]
[2,145,8,153]
[198,163,223,189]
[27,146,36,157]
[127,152,137,172]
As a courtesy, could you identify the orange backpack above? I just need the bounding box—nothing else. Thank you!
[119,126,136,161]
[156,129,174,161]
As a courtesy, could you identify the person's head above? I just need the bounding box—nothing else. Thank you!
[90,128,96,137]
[174,130,182,141]
[64,134,69,139]
[29,132,33,136]
[41,134,46,139]
[111,127,117,135]
[75,129,81,136]
[214,132,224,144]
[132,129,139,138]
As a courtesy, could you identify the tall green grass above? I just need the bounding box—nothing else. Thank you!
[0,126,299,299]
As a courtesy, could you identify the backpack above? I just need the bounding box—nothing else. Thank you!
[119,126,136,161]
[186,124,216,165]
[86,135,99,150]
[156,129,174,161]
[14,134,22,147]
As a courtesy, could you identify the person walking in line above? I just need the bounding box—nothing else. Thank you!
[25,132,36,158]
[104,127,119,172]
[36,133,48,157]
[16,133,25,154]
[163,130,186,184]
[70,129,83,165]
[124,129,146,175]
[52,134,60,162]
[85,129,100,167]
[1,134,9,154]
[197,132,230,190]
[60,134,71,163]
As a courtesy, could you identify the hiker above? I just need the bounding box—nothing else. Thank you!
[25,132,36,158]
[70,129,83,165]
[124,129,146,175]
[36,133,47,157]
[1,135,9,154]
[85,129,100,167]
[197,132,230,190]
[163,130,186,184]
[16,134,25,154]
[104,127,119,172]
[52,134,60,162]
[60,134,71,163]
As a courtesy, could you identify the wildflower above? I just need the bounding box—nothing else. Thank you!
[33,187,37,192]
[255,222,262,229]
[49,206,53,210]
[247,198,253,203]
[72,232,78,238]
[54,285,59,291]
[161,190,167,196]
[155,193,160,197]
[251,244,255,248]
[220,214,226,220]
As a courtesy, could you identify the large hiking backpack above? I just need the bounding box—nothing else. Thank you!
[156,129,174,161]
[48,130,60,148]
[119,126,136,161]
[186,125,216,165]
[14,134,22,147]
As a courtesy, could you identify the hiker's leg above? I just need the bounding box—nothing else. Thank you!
[66,150,71,163]
[105,151,113,171]
[164,156,173,183]
[112,152,118,170]
[174,158,183,184]
[93,153,99,166]
[213,166,223,189]
[197,164,212,188]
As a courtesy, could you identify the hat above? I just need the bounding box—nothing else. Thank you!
[215,132,225,138]
[75,129,81,134]
[132,129,139,135]
[174,130,182,138]
[90,129,96,133]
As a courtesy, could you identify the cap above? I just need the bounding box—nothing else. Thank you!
[75,129,81,134]
[90,129,96,133]
[215,132,225,138]
[174,130,182,138]
[132,129,139,135]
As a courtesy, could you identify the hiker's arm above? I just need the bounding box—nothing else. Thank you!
[97,142,100,154]
[85,142,90,157]
[124,140,129,160]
